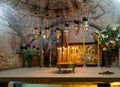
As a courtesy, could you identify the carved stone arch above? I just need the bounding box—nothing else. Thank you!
[0,4,27,43]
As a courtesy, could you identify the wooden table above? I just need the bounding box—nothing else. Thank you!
[57,62,76,73]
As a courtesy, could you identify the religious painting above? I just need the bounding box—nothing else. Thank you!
[57,43,102,66]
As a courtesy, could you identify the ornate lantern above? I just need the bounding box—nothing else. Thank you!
[73,19,80,35]
[82,17,89,32]
[56,28,61,42]
[44,27,50,39]
[33,26,40,39]
[64,22,70,37]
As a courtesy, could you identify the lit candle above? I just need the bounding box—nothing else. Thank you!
[67,46,70,62]
[63,47,66,62]
[74,48,77,62]
[57,47,62,63]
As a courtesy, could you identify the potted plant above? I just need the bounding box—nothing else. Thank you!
[93,24,120,67]
[21,45,37,67]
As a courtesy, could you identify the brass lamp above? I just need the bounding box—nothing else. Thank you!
[44,27,50,39]
[82,17,89,32]
[64,22,70,37]
[55,28,61,42]
[73,19,80,35]
[33,26,40,39]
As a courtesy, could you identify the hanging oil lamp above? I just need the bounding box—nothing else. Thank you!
[33,26,40,39]
[73,19,80,35]
[82,17,89,32]
[64,22,70,37]
[44,27,50,39]
[55,15,61,42]
[44,13,51,39]
[56,28,61,42]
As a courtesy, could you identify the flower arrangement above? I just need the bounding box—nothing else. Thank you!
[93,24,120,67]
[93,24,120,51]
[21,45,39,67]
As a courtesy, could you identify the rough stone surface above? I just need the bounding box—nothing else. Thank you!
[0,0,120,69]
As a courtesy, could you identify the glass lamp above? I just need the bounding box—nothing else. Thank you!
[44,27,50,39]
[82,17,89,32]
[73,19,80,35]
[64,22,70,37]
[33,26,40,39]
[56,28,61,42]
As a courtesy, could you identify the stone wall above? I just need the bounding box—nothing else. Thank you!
[0,53,22,70]
[0,0,120,69]
[0,19,22,70]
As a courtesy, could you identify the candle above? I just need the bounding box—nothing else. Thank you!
[74,48,77,62]
[97,36,100,66]
[63,47,66,62]
[98,37,99,56]
[57,47,62,63]
[67,46,70,62]
[82,36,86,53]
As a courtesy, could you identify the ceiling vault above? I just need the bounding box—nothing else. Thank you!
[0,0,120,42]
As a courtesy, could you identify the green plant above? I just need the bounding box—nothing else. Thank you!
[21,45,38,67]
[93,24,120,51]
[22,48,37,60]
[93,24,120,67]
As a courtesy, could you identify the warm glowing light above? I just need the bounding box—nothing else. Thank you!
[57,47,62,49]
[110,82,120,86]
[44,29,50,39]
[43,35,46,38]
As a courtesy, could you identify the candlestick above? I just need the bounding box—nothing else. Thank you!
[82,36,86,67]
[82,37,85,53]
[97,36,100,67]
[49,51,52,67]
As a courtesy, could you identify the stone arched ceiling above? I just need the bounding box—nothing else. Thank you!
[0,0,120,42]
[0,0,92,17]
[1,0,120,27]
